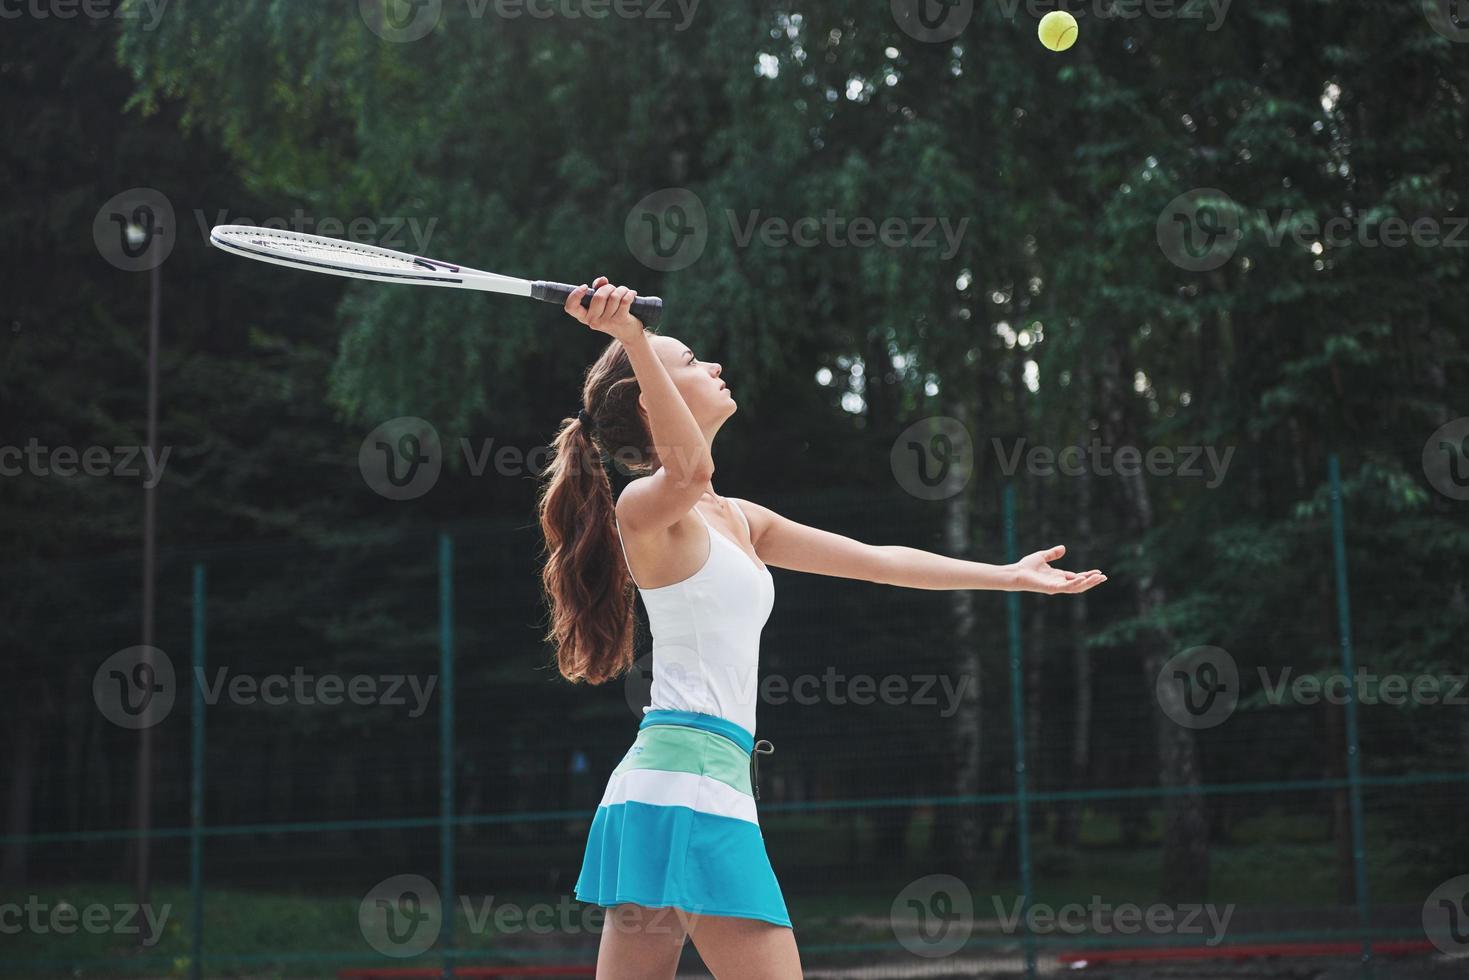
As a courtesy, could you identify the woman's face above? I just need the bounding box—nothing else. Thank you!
[638,334,735,429]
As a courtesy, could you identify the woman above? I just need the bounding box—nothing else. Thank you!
[537,277,1107,979]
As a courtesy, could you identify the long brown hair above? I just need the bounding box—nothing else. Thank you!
[537,334,658,684]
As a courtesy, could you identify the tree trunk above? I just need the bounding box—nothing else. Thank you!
[943,391,983,872]
[1058,369,1095,847]
[2,713,37,885]
[1103,343,1209,900]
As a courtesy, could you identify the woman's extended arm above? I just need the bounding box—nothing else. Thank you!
[736,498,1106,595]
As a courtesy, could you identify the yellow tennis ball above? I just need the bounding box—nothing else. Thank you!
[1038,10,1079,52]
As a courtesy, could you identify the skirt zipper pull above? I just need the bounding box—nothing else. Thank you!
[751,739,775,801]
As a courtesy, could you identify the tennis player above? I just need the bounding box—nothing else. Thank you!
[536,277,1107,979]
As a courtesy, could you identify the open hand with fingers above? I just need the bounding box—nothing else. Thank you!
[1011,545,1106,594]
[563,276,648,344]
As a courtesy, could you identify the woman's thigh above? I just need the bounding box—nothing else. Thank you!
[594,903,690,980]
[685,912,802,979]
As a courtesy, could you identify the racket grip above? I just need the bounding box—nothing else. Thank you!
[532,281,664,327]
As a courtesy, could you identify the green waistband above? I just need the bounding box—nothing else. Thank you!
[616,724,752,797]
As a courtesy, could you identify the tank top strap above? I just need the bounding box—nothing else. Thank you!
[612,517,641,590]
[616,504,718,591]
[729,498,752,535]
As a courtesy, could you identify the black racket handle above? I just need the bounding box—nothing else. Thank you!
[532,281,664,327]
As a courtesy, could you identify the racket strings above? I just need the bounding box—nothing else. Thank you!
[218,229,425,272]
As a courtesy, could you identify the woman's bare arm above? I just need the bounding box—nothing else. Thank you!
[564,278,713,534]
[736,498,1106,595]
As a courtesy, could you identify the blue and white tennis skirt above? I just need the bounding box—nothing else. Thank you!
[574,709,791,927]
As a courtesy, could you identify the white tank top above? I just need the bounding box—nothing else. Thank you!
[614,499,775,737]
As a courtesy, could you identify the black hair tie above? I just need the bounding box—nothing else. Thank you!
[576,407,592,429]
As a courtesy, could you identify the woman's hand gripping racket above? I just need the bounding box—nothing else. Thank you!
[560,277,650,344]
[209,224,664,326]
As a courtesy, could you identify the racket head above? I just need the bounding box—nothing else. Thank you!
[208,225,528,293]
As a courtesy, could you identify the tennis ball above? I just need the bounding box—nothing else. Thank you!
[1038,10,1079,52]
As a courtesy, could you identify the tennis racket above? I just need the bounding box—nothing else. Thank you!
[209,224,664,326]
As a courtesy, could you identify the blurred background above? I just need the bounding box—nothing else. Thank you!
[3,0,1467,977]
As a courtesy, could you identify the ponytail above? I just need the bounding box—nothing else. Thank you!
[536,339,651,684]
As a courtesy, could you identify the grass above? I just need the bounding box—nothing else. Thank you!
[0,808,1451,978]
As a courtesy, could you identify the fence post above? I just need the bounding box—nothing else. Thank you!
[1002,485,1036,980]
[439,532,457,979]
[1328,454,1373,979]
[190,562,206,980]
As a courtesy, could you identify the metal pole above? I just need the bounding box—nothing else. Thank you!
[134,258,161,915]
[190,563,206,980]
[439,532,456,979]
[1003,484,1036,980]
[1328,454,1373,979]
